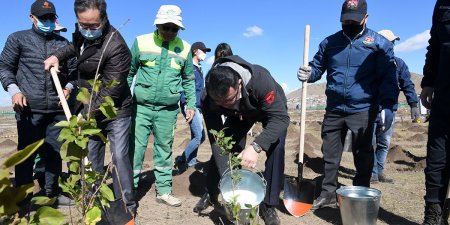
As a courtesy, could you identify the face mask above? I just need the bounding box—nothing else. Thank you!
[342,23,364,38]
[79,26,103,40]
[36,19,55,33]
[197,51,206,61]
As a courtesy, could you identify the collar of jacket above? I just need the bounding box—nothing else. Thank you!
[154,29,180,44]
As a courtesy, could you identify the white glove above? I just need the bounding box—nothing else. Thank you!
[297,66,312,82]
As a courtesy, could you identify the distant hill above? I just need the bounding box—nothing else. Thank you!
[287,73,423,102]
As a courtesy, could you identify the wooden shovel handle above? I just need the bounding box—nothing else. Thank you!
[50,67,72,121]
[299,25,310,164]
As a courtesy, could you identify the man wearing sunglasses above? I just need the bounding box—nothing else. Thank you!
[0,0,77,211]
[44,0,136,218]
[127,5,196,207]
[201,55,289,225]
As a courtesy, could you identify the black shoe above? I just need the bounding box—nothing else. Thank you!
[193,193,211,213]
[311,194,337,211]
[422,202,446,225]
[378,174,394,183]
[259,203,280,225]
[174,157,187,176]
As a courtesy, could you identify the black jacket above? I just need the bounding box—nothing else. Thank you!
[201,55,290,151]
[423,0,450,106]
[0,26,77,113]
[54,21,132,119]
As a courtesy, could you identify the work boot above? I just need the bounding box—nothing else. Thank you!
[156,193,182,207]
[378,174,394,183]
[259,203,280,225]
[174,157,188,176]
[422,202,444,225]
[311,193,337,211]
[370,175,379,184]
[193,193,212,213]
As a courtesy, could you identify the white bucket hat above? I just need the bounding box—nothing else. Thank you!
[154,5,185,30]
[378,30,400,42]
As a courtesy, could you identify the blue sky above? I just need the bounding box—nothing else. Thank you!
[0,0,435,106]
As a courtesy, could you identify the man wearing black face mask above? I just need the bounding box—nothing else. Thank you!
[0,0,77,211]
[296,0,398,211]
[44,0,136,217]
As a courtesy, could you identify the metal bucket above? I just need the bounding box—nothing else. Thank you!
[336,186,381,225]
[219,169,266,224]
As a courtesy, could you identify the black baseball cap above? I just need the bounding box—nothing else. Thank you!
[340,0,367,22]
[31,0,57,17]
[191,42,211,53]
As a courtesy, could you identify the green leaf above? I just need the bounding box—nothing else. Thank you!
[3,139,44,168]
[103,96,114,106]
[94,133,108,143]
[12,183,34,205]
[85,206,101,225]
[30,206,65,225]
[75,137,89,150]
[69,161,80,174]
[87,79,102,93]
[81,128,102,136]
[76,87,91,105]
[54,121,70,127]
[99,102,117,119]
[57,127,75,142]
[31,196,56,206]
[60,141,85,161]
[106,80,120,89]
[99,184,114,201]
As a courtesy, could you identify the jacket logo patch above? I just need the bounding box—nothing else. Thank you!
[363,36,374,45]
[347,0,359,9]
[264,90,275,104]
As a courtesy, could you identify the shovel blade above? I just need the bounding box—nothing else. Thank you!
[283,177,315,217]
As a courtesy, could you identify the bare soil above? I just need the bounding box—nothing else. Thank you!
[0,110,445,225]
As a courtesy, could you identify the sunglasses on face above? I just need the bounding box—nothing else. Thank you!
[36,14,57,21]
[161,25,179,33]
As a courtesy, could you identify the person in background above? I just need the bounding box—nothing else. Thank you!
[0,0,76,211]
[174,42,210,175]
[420,1,450,224]
[44,0,136,215]
[370,30,420,184]
[192,42,234,213]
[127,5,196,207]
[202,55,289,225]
[297,0,398,211]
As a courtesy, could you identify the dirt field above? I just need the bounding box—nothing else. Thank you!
[0,107,444,225]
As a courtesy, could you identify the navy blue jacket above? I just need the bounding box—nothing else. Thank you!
[395,57,418,110]
[422,0,450,108]
[180,63,203,109]
[308,27,398,113]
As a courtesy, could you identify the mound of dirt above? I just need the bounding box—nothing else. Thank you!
[391,132,402,139]
[407,124,428,133]
[386,145,411,163]
[305,121,322,131]
[406,133,427,142]
[305,133,322,148]
[414,158,426,170]
[0,139,17,148]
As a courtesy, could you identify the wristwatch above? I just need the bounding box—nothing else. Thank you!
[251,142,262,153]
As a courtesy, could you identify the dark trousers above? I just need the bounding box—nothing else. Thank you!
[206,119,286,206]
[15,111,65,197]
[320,110,377,196]
[88,116,136,210]
[424,106,450,204]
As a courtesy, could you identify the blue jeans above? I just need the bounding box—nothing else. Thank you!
[178,108,205,166]
[88,116,136,210]
[372,112,396,177]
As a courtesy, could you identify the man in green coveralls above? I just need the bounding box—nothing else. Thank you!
[128,5,196,207]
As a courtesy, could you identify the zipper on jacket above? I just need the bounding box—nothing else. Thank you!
[344,40,353,114]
